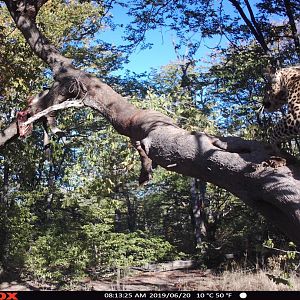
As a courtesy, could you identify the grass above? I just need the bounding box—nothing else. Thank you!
[214,270,300,291]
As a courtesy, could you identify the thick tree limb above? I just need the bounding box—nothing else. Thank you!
[2,0,300,246]
[4,0,72,74]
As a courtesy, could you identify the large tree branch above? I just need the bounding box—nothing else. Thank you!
[4,0,72,74]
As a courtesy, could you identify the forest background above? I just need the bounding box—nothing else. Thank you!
[0,0,300,290]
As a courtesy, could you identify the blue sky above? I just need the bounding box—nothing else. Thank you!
[102,27,178,74]
[99,3,228,75]
[98,0,266,75]
[100,5,180,73]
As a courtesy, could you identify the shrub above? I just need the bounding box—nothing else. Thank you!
[25,229,89,283]
[83,225,182,272]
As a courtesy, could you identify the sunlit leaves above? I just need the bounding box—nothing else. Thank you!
[38,0,104,46]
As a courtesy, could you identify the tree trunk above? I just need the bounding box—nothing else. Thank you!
[190,178,207,246]
[1,0,300,246]
[126,194,136,232]
[114,209,122,233]
[0,162,9,205]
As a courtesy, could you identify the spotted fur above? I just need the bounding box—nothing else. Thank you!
[263,66,300,145]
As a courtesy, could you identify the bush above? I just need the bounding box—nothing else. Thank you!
[25,221,180,283]
[83,224,182,272]
[0,203,33,274]
[25,229,89,283]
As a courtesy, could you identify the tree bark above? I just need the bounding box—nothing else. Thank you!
[1,0,300,246]
[4,0,71,74]
[190,178,207,246]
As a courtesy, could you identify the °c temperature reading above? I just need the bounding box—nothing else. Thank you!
[197,293,233,299]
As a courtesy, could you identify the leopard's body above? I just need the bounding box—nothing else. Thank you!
[263,66,300,145]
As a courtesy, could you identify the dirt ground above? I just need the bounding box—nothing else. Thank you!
[1,268,299,291]
[0,269,222,291]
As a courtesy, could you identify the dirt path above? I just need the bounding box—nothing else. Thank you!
[1,269,299,291]
[0,269,217,291]
[91,269,217,291]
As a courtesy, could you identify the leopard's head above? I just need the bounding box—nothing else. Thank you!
[263,68,288,112]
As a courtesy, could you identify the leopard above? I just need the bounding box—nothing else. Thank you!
[263,65,300,146]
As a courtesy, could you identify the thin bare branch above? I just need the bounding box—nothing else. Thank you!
[24,100,85,126]
[263,245,300,255]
